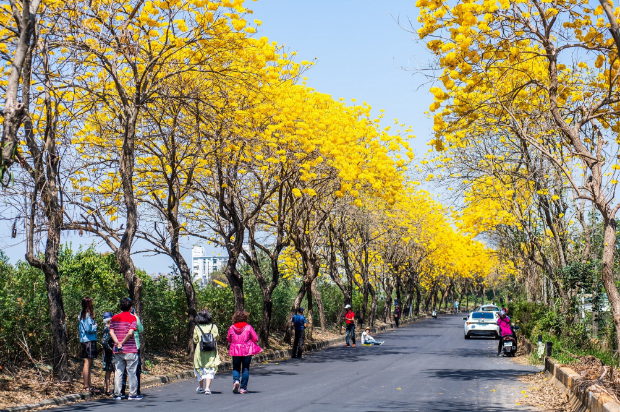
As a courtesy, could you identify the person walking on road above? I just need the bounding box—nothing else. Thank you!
[291,307,307,359]
[109,297,142,400]
[79,297,100,393]
[121,307,144,397]
[496,310,513,356]
[454,300,460,314]
[394,304,401,328]
[227,311,262,394]
[343,305,356,347]
[194,309,221,395]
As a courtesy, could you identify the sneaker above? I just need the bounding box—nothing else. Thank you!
[205,389,211,395]
[352,344,356,348]
[128,395,143,401]
[233,381,240,393]
[196,387,205,394]
[343,344,350,347]
[113,396,123,400]
[240,389,247,394]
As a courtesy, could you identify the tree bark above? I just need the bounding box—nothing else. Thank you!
[311,276,326,331]
[383,276,393,322]
[368,281,378,327]
[414,285,421,316]
[601,216,620,352]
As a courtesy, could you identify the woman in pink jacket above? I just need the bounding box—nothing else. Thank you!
[227,311,262,394]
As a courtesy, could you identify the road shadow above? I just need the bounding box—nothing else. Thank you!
[363,399,533,411]
[424,368,533,381]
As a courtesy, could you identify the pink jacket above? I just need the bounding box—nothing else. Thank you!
[227,323,262,357]
[497,316,512,336]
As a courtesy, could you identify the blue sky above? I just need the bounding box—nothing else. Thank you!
[0,0,436,273]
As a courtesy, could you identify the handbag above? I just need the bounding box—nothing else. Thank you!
[197,324,217,352]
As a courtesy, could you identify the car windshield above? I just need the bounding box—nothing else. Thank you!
[480,306,499,311]
[472,312,495,319]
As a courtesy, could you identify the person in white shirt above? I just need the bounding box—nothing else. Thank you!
[361,327,384,345]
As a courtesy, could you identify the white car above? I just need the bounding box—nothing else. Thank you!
[463,311,500,339]
[474,304,500,317]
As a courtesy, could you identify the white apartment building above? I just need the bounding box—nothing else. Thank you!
[192,246,228,286]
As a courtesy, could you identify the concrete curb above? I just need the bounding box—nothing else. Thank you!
[0,313,435,412]
[544,357,620,412]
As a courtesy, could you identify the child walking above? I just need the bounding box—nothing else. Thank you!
[194,309,221,395]
[101,312,115,395]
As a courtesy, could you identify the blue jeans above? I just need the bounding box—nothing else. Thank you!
[232,356,252,390]
[345,324,356,345]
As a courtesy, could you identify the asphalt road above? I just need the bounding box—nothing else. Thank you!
[59,314,542,412]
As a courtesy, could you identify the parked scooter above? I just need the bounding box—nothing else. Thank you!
[500,323,520,357]
[432,310,437,319]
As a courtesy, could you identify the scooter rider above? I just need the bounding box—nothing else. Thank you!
[497,310,514,356]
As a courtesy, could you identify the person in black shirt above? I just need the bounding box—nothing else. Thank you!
[394,304,401,328]
[291,307,307,359]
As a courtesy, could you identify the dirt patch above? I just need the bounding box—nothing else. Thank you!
[517,372,571,411]
[566,355,620,403]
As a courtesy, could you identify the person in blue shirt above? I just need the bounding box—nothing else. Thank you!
[291,307,307,359]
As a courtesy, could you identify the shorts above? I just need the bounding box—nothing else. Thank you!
[81,341,98,359]
[103,349,114,371]
[194,367,216,381]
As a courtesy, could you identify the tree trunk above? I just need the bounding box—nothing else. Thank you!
[601,217,620,353]
[223,257,245,312]
[415,285,421,316]
[360,280,369,328]
[384,276,393,322]
[171,251,197,355]
[395,274,402,307]
[42,263,69,381]
[307,276,314,340]
[437,287,445,310]
[311,276,326,331]
[368,282,378,327]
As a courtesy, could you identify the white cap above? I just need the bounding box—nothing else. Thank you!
[345,304,351,309]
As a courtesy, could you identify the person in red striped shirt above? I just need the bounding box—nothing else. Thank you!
[109,297,142,400]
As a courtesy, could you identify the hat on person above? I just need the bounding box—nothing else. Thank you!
[345,304,351,309]
[298,307,305,313]
[103,312,113,321]
[365,327,370,331]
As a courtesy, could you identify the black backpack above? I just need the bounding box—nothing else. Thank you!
[197,324,217,352]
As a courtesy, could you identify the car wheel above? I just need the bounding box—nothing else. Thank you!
[464,333,471,339]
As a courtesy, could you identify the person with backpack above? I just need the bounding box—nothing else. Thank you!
[291,307,307,359]
[101,312,115,396]
[79,297,99,393]
[227,311,262,394]
[193,309,221,395]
